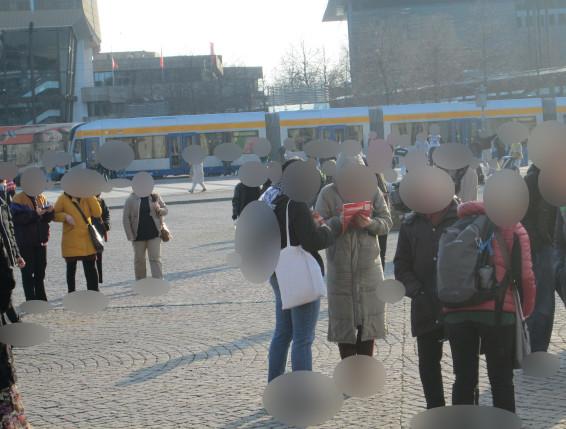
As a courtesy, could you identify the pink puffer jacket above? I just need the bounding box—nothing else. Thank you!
[444,201,536,318]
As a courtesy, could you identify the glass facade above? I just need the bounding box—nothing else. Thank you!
[0,27,76,125]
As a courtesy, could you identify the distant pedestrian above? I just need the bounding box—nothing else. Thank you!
[54,193,102,293]
[394,198,459,409]
[510,140,524,170]
[261,158,341,382]
[189,161,207,193]
[443,201,536,413]
[92,194,110,284]
[315,154,393,360]
[10,191,54,301]
[123,192,168,280]
[232,182,261,222]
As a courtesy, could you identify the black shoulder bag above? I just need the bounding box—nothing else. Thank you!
[71,199,105,253]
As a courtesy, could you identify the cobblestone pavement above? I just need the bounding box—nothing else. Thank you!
[10,188,566,428]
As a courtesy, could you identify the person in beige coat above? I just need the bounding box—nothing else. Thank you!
[315,154,393,359]
[123,192,168,280]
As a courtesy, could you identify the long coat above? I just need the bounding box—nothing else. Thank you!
[315,183,393,343]
[191,162,205,183]
[54,194,102,258]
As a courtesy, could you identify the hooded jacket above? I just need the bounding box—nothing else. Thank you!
[315,154,393,343]
[523,164,557,253]
[232,183,261,220]
[394,200,459,337]
[443,201,536,318]
[10,192,54,248]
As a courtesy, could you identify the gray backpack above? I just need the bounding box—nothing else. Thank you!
[436,214,504,307]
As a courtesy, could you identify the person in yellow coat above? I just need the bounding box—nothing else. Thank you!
[54,193,102,293]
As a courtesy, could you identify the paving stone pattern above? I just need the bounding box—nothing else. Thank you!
[11,197,566,428]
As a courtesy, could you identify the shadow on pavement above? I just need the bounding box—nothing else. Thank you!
[115,310,329,387]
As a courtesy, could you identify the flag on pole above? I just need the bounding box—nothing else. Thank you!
[111,56,118,86]
[210,42,215,69]
[160,49,164,70]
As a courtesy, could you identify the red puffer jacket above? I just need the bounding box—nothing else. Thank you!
[444,201,536,318]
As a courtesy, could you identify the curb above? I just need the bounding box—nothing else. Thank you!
[108,197,232,210]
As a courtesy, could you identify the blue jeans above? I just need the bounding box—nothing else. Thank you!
[268,276,320,382]
[527,245,556,352]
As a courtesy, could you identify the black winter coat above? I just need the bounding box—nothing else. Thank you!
[232,183,261,220]
[0,198,20,268]
[394,200,459,337]
[10,201,54,248]
[92,197,110,238]
[272,194,340,275]
[523,164,557,253]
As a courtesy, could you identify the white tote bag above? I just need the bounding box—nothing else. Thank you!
[275,201,327,310]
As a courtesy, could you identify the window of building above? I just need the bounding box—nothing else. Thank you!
[516,16,523,27]
[549,14,556,25]
[94,72,113,87]
[0,0,30,11]
[36,0,81,9]
[560,14,566,25]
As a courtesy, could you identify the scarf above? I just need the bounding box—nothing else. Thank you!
[259,184,282,209]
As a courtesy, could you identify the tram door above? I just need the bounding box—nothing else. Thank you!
[167,133,196,174]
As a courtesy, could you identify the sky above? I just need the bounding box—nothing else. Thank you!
[97,0,348,82]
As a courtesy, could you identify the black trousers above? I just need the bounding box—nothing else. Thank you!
[66,258,99,293]
[96,252,103,284]
[447,322,515,413]
[19,246,47,301]
[378,234,388,272]
[416,329,445,409]
[338,326,374,359]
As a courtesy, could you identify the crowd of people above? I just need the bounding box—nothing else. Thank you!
[1,130,565,425]
[0,178,168,427]
[233,138,565,417]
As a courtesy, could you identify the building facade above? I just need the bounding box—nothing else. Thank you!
[0,0,100,125]
[324,0,566,105]
[82,51,265,120]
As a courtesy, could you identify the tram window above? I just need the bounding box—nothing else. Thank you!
[346,125,363,142]
[288,128,315,151]
[6,144,33,167]
[233,130,259,153]
[107,137,136,159]
[73,139,84,162]
[137,136,154,160]
[153,136,167,158]
[200,132,232,156]
[486,117,537,134]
